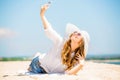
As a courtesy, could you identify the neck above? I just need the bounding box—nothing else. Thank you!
[70,41,79,52]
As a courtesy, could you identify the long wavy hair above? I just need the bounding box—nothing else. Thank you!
[61,34,85,70]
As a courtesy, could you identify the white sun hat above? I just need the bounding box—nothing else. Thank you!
[66,23,90,55]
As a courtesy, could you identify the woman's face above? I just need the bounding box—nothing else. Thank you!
[70,31,83,43]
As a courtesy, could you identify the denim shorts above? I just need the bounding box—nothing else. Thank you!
[29,56,47,74]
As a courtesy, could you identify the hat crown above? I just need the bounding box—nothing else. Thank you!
[66,23,80,36]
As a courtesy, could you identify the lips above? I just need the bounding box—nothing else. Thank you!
[75,36,78,38]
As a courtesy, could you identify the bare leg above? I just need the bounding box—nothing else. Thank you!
[33,52,46,59]
[33,52,41,59]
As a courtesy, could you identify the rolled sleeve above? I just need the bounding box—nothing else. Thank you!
[79,59,85,65]
[44,24,62,44]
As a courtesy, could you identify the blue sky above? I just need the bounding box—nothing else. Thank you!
[0,0,120,57]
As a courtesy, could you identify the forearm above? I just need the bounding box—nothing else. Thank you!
[65,64,83,75]
[40,14,50,29]
[40,4,50,29]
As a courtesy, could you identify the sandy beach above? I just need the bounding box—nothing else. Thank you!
[0,61,120,80]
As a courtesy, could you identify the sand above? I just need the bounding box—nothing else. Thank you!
[0,61,120,80]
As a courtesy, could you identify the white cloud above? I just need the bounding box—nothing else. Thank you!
[0,28,17,38]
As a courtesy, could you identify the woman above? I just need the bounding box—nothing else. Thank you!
[28,4,90,75]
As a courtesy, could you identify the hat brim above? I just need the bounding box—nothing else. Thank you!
[66,23,81,36]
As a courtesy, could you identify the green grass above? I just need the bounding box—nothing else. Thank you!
[0,57,31,61]
[0,56,120,61]
[86,57,120,60]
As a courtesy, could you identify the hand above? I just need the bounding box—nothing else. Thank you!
[40,4,50,16]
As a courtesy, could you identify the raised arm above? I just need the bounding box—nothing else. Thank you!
[40,4,62,44]
[40,4,50,29]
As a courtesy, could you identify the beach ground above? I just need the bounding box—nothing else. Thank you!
[0,61,120,80]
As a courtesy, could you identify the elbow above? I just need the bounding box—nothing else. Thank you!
[65,71,76,75]
[65,65,84,75]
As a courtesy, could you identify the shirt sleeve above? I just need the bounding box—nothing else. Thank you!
[79,59,85,65]
[78,56,85,65]
[44,23,62,44]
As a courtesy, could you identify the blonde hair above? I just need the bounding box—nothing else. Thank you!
[61,34,85,70]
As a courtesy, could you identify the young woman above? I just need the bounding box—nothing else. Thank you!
[28,4,90,75]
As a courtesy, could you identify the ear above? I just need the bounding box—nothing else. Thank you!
[78,38,84,45]
[78,39,82,45]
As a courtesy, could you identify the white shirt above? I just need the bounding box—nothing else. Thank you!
[39,24,66,73]
[39,24,85,73]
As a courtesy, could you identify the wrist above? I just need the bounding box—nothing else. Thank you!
[40,13,44,16]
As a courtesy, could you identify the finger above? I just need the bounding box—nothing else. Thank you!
[43,4,48,7]
[42,4,50,8]
[45,4,50,9]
